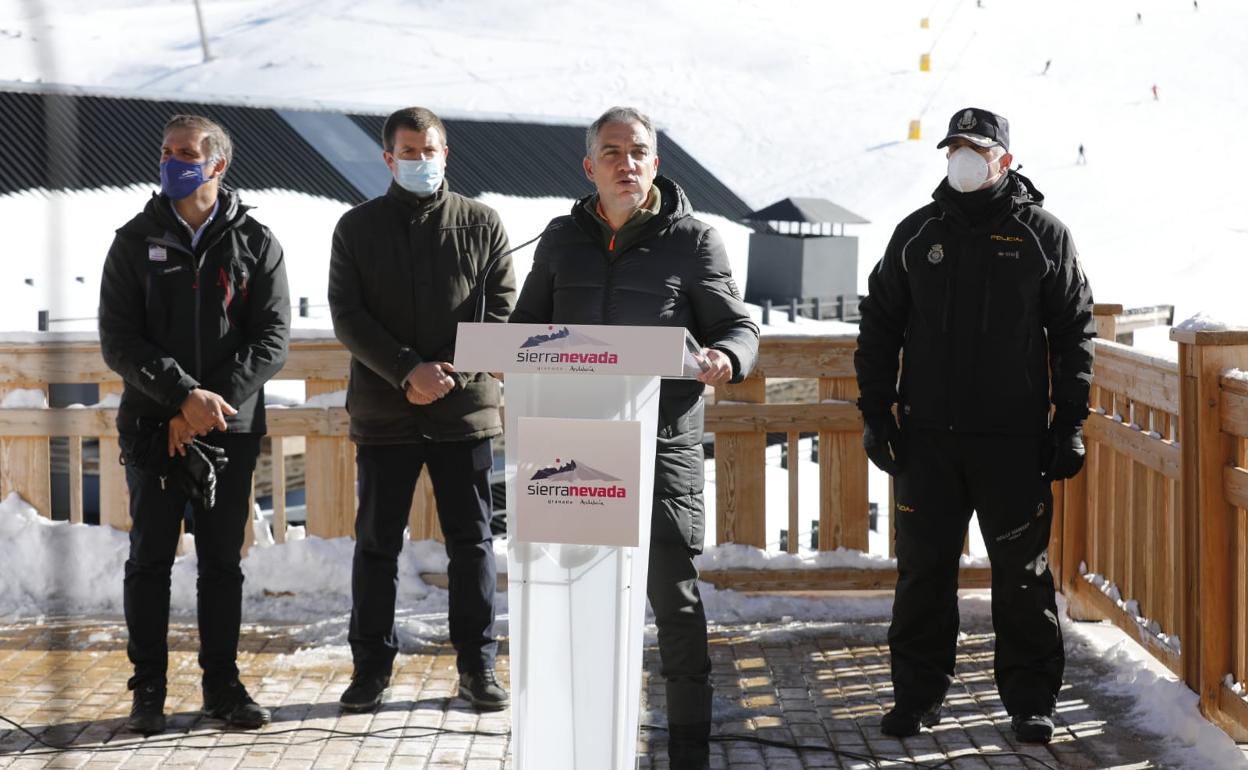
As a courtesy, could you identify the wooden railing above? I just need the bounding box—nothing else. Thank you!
[2,311,1246,739]
[1055,315,1248,741]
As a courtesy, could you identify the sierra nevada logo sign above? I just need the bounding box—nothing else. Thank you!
[515,326,620,371]
[527,457,627,505]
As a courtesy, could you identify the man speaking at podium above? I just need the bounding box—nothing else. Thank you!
[511,106,759,770]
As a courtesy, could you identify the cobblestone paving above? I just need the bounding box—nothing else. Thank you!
[0,615,1236,769]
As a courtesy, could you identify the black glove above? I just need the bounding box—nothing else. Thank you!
[863,412,906,476]
[1042,422,1085,480]
[170,439,229,510]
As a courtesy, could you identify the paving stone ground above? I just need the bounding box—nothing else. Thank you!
[0,612,1238,769]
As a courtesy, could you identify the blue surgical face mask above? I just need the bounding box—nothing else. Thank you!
[394,157,444,196]
[160,157,210,200]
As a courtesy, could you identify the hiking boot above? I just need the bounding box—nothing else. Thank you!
[202,680,271,729]
[338,672,390,713]
[668,721,711,770]
[1011,713,1055,743]
[880,703,942,737]
[458,669,509,711]
[125,681,166,736]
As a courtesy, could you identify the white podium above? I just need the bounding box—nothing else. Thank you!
[456,322,704,770]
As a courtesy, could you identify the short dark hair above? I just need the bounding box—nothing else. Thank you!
[586,106,657,157]
[381,107,448,152]
[163,114,233,176]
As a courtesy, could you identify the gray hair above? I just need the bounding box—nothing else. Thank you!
[585,106,658,157]
[163,114,233,177]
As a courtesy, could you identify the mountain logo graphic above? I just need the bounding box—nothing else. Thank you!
[530,458,621,482]
[521,325,610,349]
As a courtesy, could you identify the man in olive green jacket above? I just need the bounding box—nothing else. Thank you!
[328,106,515,713]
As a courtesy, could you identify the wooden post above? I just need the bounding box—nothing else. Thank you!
[304,379,356,539]
[715,376,766,547]
[97,381,130,530]
[270,436,287,544]
[819,377,867,551]
[68,436,83,524]
[1093,304,1122,342]
[409,469,441,542]
[1172,326,1248,738]
[0,384,51,517]
[787,432,799,554]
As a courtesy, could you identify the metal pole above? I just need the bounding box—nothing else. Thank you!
[762,299,771,326]
[193,0,213,62]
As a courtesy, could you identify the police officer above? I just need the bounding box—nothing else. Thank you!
[854,107,1094,744]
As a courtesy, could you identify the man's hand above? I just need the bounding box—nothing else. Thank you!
[1042,423,1086,480]
[863,412,906,476]
[180,389,237,434]
[167,414,196,457]
[695,348,733,386]
[405,361,456,405]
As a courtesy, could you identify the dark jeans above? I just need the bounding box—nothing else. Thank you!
[349,440,498,676]
[890,430,1064,716]
[648,493,712,727]
[122,432,261,691]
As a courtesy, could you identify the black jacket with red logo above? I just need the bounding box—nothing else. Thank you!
[855,171,1094,435]
[99,188,290,435]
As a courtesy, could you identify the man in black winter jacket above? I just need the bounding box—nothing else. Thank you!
[855,107,1095,745]
[329,107,516,714]
[511,106,760,770]
[99,114,290,735]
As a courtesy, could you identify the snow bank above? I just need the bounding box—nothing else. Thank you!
[0,388,47,408]
[1064,615,1248,770]
[1174,312,1248,333]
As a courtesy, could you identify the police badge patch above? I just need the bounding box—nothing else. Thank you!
[927,244,945,265]
[957,109,977,130]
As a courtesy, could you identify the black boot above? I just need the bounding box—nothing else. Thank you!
[1011,713,1055,743]
[203,679,270,729]
[125,681,166,736]
[668,721,711,770]
[880,703,942,737]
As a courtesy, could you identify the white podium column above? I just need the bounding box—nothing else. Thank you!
[505,373,659,770]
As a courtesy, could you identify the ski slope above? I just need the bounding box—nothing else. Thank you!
[1,0,1246,333]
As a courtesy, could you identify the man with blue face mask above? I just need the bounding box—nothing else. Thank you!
[855,107,1095,745]
[99,114,290,735]
[328,106,516,713]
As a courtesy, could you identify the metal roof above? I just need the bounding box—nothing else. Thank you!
[745,197,870,225]
[348,114,751,219]
[0,87,752,219]
[0,90,362,202]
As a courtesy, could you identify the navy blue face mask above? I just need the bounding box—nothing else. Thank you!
[160,157,210,200]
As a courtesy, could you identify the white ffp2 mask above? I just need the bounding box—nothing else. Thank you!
[947,146,993,193]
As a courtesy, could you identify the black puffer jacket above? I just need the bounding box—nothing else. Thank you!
[329,180,516,444]
[511,176,760,552]
[99,188,290,435]
[855,170,1095,434]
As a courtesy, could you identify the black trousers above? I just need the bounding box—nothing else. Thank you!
[122,432,261,690]
[648,465,713,727]
[890,430,1064,716]
[349,440,497,676]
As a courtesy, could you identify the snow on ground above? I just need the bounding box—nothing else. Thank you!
[3,492,1244,767]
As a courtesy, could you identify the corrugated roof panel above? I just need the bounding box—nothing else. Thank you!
[349,113,751,220]
[2,88,751,220]
[0,91,364,203]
